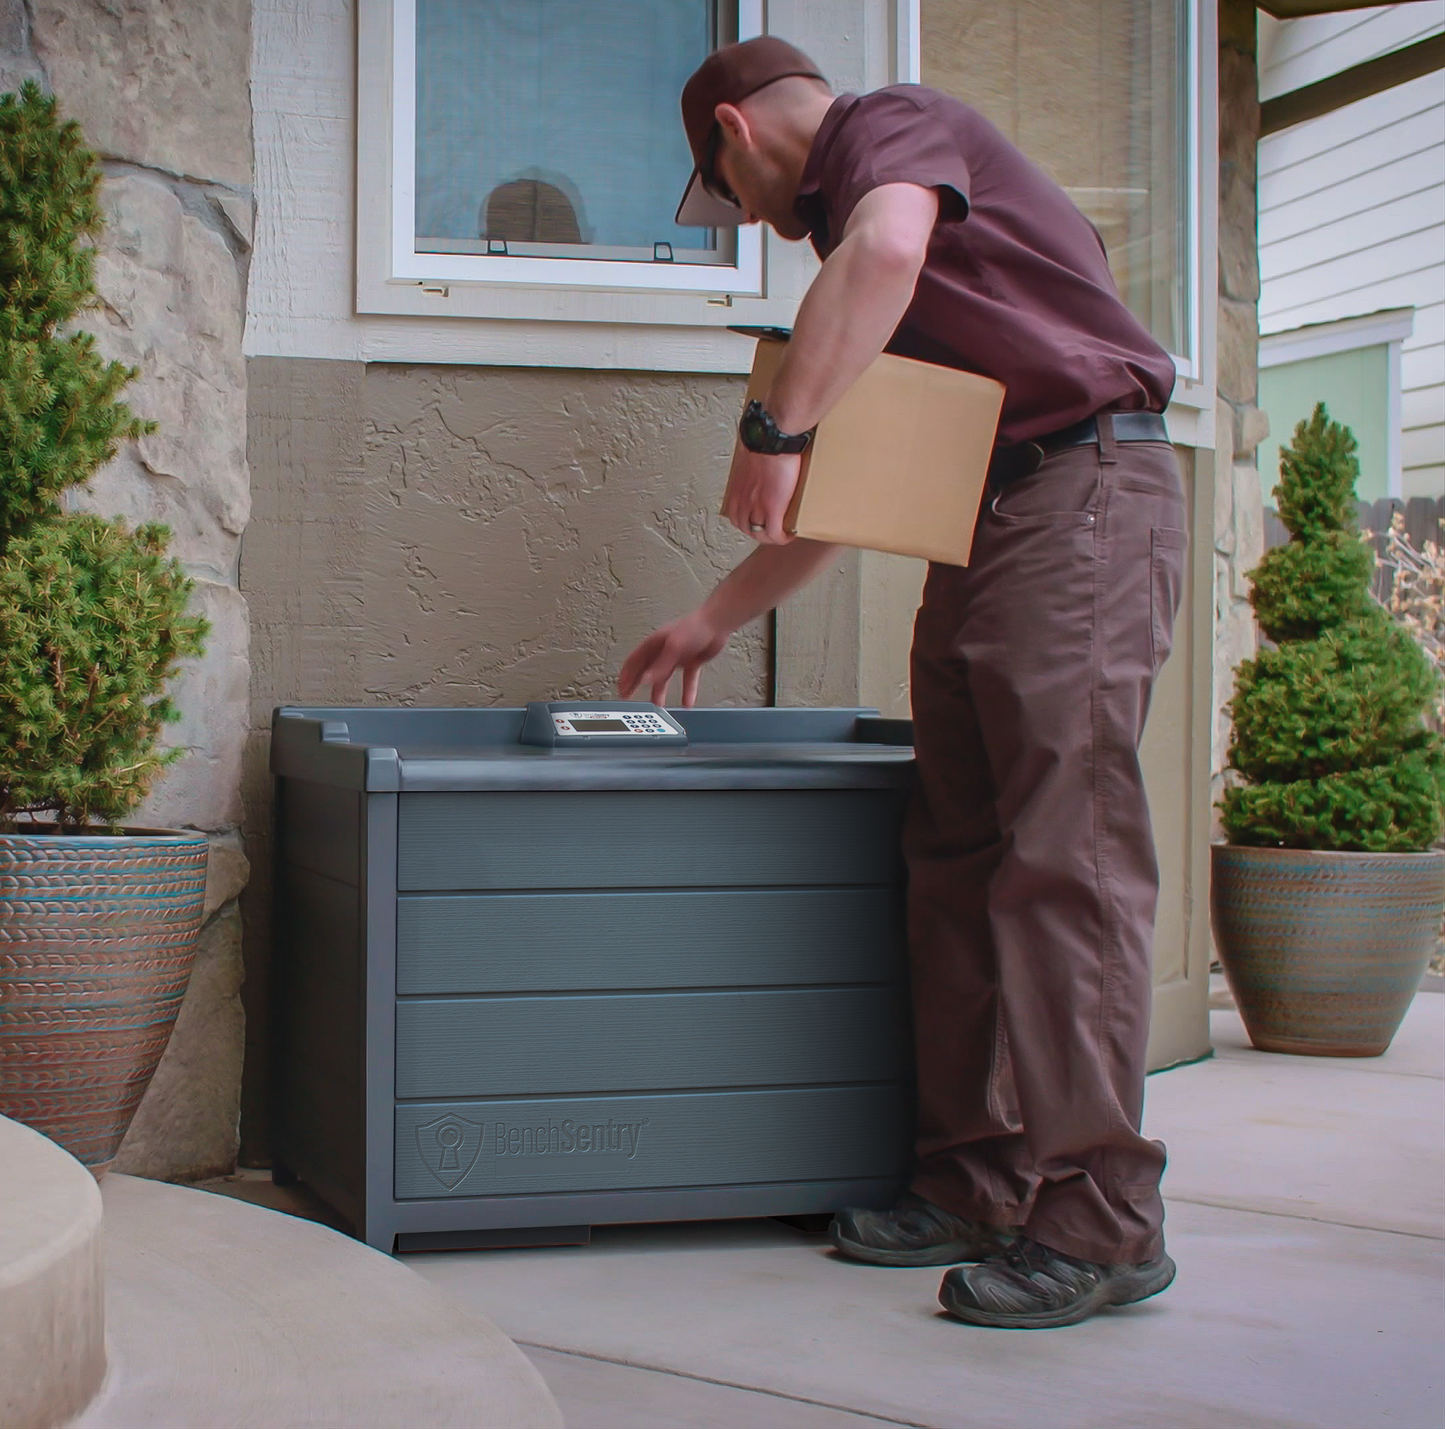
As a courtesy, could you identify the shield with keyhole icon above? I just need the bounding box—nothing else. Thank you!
[417,1112,483,1189]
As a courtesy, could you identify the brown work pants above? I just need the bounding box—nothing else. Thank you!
[905,419,1187,1266]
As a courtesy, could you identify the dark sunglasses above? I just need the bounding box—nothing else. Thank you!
[700,126,740,210]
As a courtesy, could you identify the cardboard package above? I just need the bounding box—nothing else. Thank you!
[743,335,1005,567]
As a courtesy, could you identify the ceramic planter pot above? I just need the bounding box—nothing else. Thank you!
[1211,844,1445,1057]
[0,828,208,1175]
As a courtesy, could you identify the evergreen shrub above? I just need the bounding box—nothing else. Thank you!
[1221,403,1444,852]
[0,83,206,831]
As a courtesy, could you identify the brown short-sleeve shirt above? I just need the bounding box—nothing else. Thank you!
[794,87,1176,445]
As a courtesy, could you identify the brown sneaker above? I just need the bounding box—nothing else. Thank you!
[829,1194,1016,1267]
[938,1235,1176,1328]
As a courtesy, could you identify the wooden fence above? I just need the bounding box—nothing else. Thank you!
[1263,495,1442,603]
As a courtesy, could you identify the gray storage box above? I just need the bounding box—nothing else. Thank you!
[270,705,916,1252]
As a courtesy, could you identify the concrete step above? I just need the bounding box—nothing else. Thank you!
[73,1175,562,1429]
[0,1115,106,1429]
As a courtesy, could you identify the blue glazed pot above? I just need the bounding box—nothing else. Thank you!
[1211,845,1445,1057]
[0,829,209,1174]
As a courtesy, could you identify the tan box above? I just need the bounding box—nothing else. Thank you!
[743,336,1005,567]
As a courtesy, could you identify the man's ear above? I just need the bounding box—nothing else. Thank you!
[714,101,751,149]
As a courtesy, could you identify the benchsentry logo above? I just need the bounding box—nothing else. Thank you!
[418,1114,650,1189]
[494,1116,649,1161]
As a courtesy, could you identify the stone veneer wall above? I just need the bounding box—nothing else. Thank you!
[2,2,252,1179]
[1212,0,1268,828]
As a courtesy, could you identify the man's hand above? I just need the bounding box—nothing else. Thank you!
[618,542,843,708]
[618,607,731,708]
[720,447,801,545]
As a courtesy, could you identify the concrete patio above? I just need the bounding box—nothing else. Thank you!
[398,986,1444,1429]
[146,979,1443,1429]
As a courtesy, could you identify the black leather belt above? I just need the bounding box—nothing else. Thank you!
[988,411,1170,488]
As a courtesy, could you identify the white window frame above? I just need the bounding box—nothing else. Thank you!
[1168,0,1216,440]
[1179,0,1202,384]
[357,0,803,328]
[1177,0,1204,386]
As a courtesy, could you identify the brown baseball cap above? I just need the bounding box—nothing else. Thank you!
[675,36,827,228]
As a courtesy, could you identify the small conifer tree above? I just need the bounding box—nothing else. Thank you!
[0,83,206,831]
[1221,403,1444,852]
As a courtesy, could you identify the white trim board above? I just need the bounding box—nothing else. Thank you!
[1260,308,1416,366]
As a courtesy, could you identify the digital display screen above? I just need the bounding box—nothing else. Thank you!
[568,718,631,733]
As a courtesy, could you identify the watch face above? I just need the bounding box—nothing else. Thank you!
[740,405,768,451]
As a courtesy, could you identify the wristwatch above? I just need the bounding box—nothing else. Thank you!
[739,400,815,456]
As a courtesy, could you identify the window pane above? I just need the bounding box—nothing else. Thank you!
[415,0,724,262]
[921,0,1190,358]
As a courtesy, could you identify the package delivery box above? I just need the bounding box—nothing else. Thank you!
[743,334,1005,567]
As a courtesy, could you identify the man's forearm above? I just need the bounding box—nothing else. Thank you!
[766,235,917,433]
[702,539,843,633]
[765,186,937,433]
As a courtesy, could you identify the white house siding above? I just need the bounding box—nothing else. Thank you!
[1259,4,1445,498]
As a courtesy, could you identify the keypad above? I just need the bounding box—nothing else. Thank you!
[552,710,676,736]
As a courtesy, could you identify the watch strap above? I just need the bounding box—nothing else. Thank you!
[739,400,814,456]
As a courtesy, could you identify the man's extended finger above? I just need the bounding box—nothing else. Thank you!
[619,645,651,698]
[618,636,658,698]
[682,662,702,708]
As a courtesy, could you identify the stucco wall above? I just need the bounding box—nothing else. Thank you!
[2,1,253,1181]
[239,356,766,1158]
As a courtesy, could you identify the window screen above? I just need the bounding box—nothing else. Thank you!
[415,0,733,265]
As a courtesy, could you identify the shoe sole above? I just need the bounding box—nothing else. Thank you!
[828,1222,997,1268]
[937,1253,1177,1329]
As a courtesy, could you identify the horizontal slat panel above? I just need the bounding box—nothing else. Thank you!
[1403,343,1445,390]
[394,1085,911,1199]
[1258,79,1442,176]
[1259,146,1445,247]
[396,888,904,994]
[1261,106,1445,199]
[1402,383,1445,429]
[1401,424,1445,470]
[1261,227,1444,302]
[1260,189,1445,277]
[397,790,904,891]
[395,988,911,1098]
[1261,258,1445,329]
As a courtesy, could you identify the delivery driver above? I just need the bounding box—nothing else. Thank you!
[618,36,1186,1329]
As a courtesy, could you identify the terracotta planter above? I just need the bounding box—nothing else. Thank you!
[1211,844,1445,1057]
[0,829,208,1174]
